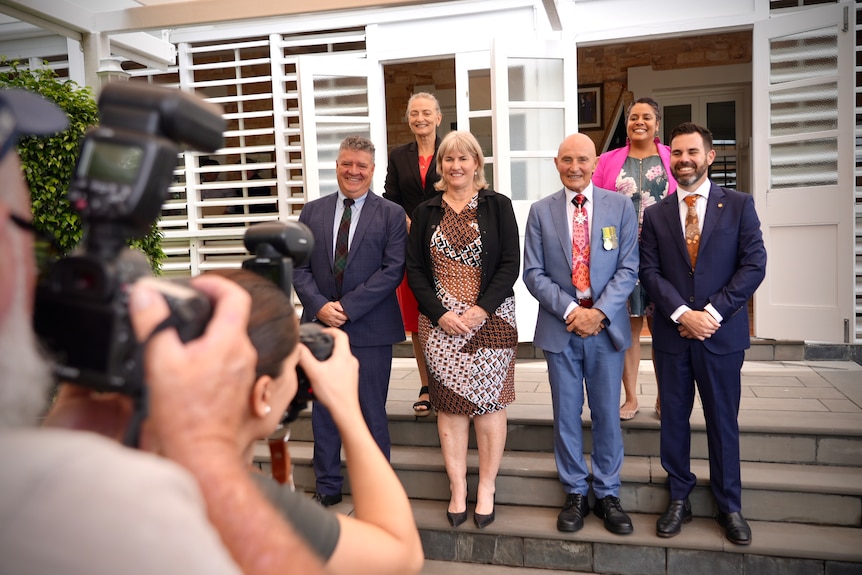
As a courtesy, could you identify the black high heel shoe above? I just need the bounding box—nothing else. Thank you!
[473,496,496,529]
[447,494,469,527]
[447,508,468,527]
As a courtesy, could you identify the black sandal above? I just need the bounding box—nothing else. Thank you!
[413,385,432,417]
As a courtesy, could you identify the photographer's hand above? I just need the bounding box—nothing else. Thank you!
[297,328,360,420]
[128,275,325,575]
[298,329,424,575]
[130,275,255,449]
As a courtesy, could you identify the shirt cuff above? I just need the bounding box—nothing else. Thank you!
[705,303,723,323]
[564,301,578,320]
[670,305,690,324]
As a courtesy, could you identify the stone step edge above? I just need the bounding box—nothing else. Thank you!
[293,402,862,439]
[254,441,862,497]
[409,499,862,565]
[396,338,862,364]
[371,406,862,439]
[422,559,591,575]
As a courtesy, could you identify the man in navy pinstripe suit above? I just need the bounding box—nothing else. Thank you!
[293,135,407,506]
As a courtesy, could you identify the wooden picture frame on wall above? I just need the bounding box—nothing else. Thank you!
[577,84,603,130]
[600,91,630,153]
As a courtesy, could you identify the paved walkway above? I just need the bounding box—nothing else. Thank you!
[385,356,862,434]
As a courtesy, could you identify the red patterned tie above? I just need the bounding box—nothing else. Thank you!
[571,194,590,291]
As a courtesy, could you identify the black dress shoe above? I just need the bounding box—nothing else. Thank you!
[594,496,634,535]
[557,493,589,533]
[311,492,342,507]
[473,496,495,529]
[716,511,752,545]
[656,498,692,538]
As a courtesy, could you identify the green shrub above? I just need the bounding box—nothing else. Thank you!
[0,59,164,272]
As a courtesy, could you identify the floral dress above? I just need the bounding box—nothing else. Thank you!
[615,155,670,316]
[417,195,517,416]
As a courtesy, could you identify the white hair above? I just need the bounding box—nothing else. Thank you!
[0,223,52,428]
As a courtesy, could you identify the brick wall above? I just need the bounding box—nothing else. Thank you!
[381,31,752,151]
[383,58,456,152]
[578,31,752,147]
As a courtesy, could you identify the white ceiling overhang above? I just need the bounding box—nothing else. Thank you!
[1,0,562,35]
[0,0,562,67]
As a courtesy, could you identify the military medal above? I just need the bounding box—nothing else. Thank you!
[602,226,618,250]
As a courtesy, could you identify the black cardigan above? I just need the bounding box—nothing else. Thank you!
[406,188,520,324]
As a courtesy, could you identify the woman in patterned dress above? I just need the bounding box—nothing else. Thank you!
[592,97,677,420]
[406,131,520,529]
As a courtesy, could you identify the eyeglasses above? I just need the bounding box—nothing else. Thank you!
[8,213,61,279]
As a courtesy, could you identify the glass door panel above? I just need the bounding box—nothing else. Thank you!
[297,56,381,201]
[457,51,493,188]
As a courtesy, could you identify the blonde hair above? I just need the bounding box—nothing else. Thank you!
[434,131,487,192]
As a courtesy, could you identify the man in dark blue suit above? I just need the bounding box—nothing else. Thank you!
[640,122,766,545]
[293,135,407,506]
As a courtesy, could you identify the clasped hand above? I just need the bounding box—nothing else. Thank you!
[316,301,349,328]
[566,306,606,338]
[677,309,720,341]
[437,306,487,336]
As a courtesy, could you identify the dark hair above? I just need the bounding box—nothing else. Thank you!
[205,268,299,380]
[626,97,662,124]
[669,122,714,152]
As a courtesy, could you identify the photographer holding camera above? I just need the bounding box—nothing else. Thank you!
[0,87,327,575]
[206,268,423,575]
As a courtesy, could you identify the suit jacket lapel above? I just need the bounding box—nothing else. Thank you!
[407,142,422,189]
[699,183,726,252]
[660,194,690,266]
[324,193,338,269]
[347,191,377,266]
[551,189,572,269]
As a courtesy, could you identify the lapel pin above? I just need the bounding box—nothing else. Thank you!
[718,203,724,208]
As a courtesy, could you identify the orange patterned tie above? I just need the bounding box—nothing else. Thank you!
[571,194,590,291]
[684,194,701,269]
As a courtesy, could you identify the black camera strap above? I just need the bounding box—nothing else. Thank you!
[121,314,184,448]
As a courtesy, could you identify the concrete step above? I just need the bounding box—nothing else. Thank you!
[262,354,861,572]
[398,336,862,364]
[284,408,862,468]
[410,499,862,573]
[395,337,845,363]
[254,441,862,527]
[423,559,590,575]
[276,490,861,572]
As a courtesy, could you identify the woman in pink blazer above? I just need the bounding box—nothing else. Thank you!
[592,97,677,421]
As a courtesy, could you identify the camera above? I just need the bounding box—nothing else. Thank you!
[241,221,333,423]
[34,82,225,396]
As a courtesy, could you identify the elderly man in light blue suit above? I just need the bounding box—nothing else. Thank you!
[523,133,639,536]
